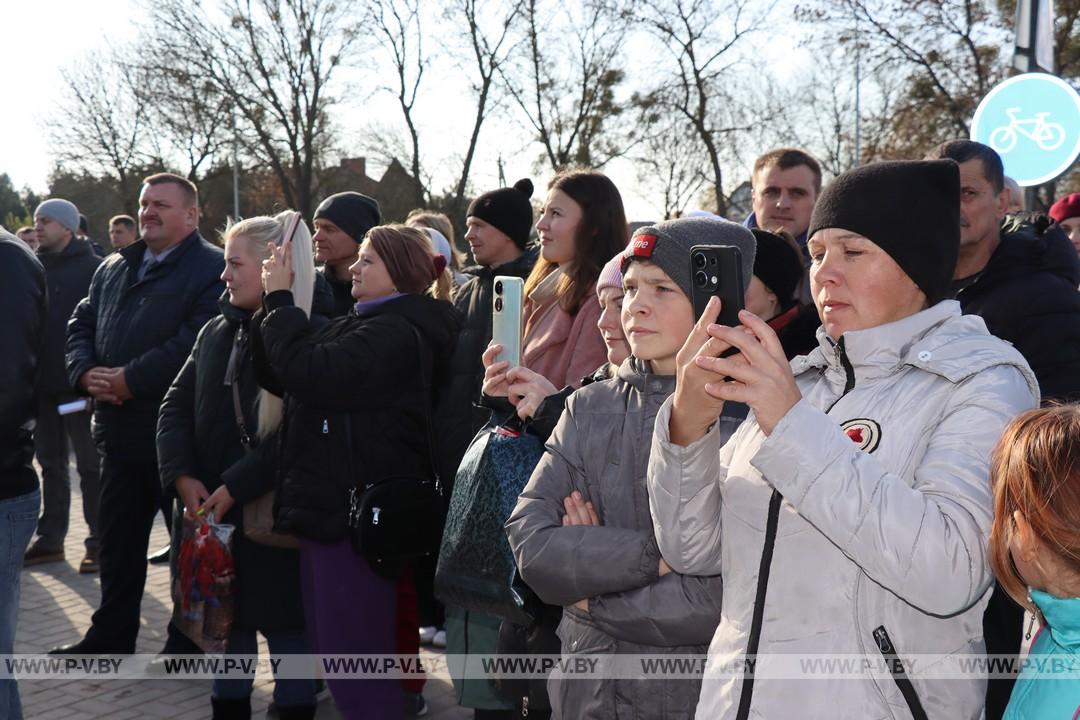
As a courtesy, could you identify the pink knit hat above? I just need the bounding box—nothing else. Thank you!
[596,250,625,297]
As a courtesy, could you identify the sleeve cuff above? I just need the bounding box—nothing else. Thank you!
[264,290,296,313]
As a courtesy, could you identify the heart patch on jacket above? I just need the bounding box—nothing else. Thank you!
[840,418,881,453]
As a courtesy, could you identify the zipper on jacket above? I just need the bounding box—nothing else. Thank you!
[734,488,783,720]
[737,336,856,720]
[322,419,329,434]
[826,336,856,413]
[872,626,928,720]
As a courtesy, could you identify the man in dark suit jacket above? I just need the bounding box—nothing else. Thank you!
[56,173,224,655]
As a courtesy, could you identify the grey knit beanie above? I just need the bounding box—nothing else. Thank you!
[34,199,80,233]
[621,217,756,298]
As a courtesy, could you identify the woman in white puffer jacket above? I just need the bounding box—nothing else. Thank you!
[648,160,1039,720]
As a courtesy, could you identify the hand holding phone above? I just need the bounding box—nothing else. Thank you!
[491,276,523,368]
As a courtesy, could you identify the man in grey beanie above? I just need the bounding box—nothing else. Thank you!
[26,199,103,572]
[34,199,80,239]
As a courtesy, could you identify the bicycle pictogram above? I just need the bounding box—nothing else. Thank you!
[988,107,1067,153]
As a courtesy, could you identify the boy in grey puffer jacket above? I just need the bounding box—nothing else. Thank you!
[506,218,755,719]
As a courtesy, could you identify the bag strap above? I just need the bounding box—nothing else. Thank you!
[225,327,255,452]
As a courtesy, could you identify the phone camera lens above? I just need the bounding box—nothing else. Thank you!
[694,270,709,288]
[693,252,707,269]
[494,298,503,312]
[495,280,503,294]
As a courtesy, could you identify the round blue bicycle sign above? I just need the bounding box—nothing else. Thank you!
[971,73,1080,186]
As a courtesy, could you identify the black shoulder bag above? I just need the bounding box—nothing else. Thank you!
[345,323,446,575]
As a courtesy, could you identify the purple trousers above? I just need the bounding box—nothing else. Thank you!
[299,539,402,719]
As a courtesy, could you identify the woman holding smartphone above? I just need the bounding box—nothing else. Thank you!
[255,224,460,719]
[519,170,628,389]
[648,161,1039,719]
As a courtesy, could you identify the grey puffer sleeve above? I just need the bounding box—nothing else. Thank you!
[752,364,1037,616]
[506,399,663,608]
[587,572,722,647]
[647,395,738,576]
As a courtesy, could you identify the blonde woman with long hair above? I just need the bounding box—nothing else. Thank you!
[157,211,323,720]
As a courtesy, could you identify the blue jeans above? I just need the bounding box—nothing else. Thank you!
[1,489,41,720]
[212,629,316,708]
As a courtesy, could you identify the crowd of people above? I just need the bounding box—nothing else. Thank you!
[1,138,1079,720]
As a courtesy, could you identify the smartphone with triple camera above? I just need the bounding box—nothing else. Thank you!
[491,275,524,368]
[689,244,744,327]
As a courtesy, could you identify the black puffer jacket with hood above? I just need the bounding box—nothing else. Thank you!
[956,214,1080,401]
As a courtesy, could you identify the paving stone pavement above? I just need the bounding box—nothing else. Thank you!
[15,476,473,720]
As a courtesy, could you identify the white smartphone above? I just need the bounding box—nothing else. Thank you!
[491,275,523,369]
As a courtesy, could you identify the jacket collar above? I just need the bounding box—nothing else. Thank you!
[616,356,676,394]
[217,291,254,325]
[1031,589,1080,653]
[120,230,203,273]
[466,245,539,279]
[37,237,95,266]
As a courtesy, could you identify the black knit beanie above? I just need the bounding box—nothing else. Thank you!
[314,191,381,243]
[751,229,803,307]
[807,160,960,305]
[466,179,534,248]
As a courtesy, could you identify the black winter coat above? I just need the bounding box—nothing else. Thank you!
[37,239,101,399]
[318,265,357,319]
[0,235,47,500]
[955,215,1080,401]
[66,232,225,459]
[434,247,538,484]
[157,294,320,632]
[254,291,461,543]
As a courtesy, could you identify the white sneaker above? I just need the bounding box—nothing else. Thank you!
[432,629,447,648]
[419,626,437,645]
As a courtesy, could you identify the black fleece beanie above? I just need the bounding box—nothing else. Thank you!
[314,192,381,243]
[466,179,535,248]
[808,160,960,305]
[751,228,803,306]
